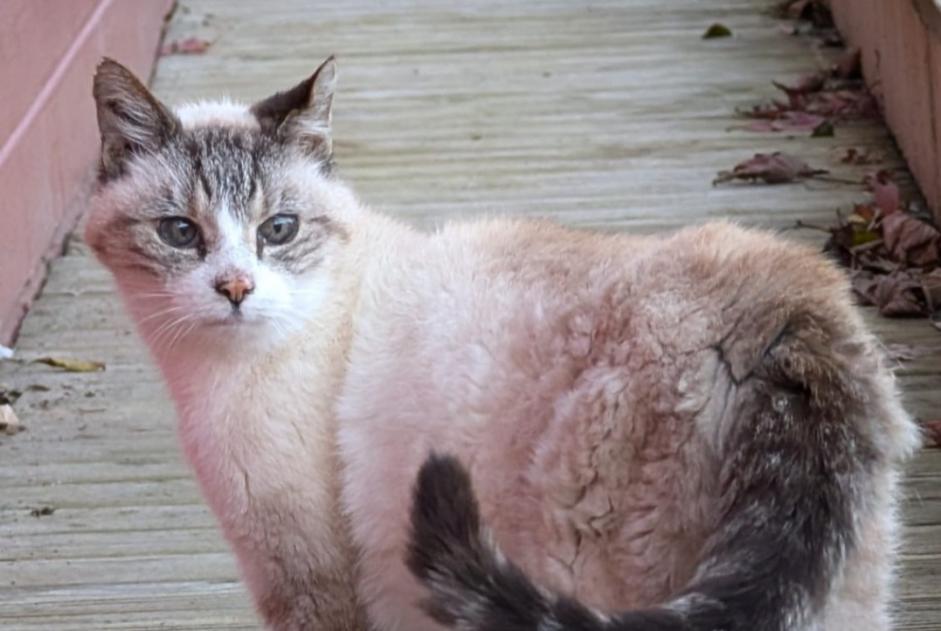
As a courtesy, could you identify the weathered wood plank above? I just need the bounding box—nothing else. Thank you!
[1,0,938,627]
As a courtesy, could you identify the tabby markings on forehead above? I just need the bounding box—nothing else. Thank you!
[175,126,279,220]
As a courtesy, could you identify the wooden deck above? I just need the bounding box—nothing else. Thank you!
[1,0,939,628]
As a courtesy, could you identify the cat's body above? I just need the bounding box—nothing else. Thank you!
[343,218,917,631]
[86,58,919,631]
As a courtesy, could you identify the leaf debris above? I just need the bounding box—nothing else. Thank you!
[29,506,55,518]
[160,36,212,56]
[924,419,941,448]
[714,152,828,185]
[804,170,941,318]
[34,357,106,373]
[702,23,732,39]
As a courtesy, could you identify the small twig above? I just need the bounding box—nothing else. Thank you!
[812,174,865,186]
[792,219,832,232]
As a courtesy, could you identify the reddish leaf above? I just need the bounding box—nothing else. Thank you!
[881,213,941,267]
[839,147,881,166]
[743,111,826,133]
[864,271,929,316]
[923,419,941,448]
[714,152,828,185]
[160,37,212,56]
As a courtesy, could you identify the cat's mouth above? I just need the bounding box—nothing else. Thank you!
[205,311,251,327]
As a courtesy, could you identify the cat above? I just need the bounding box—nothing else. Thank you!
[85,56,920,631]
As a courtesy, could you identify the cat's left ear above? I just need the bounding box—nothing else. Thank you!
[250,56,337,160]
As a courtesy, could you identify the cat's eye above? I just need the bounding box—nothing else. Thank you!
[157,217,201,249]
[258,214,299,246]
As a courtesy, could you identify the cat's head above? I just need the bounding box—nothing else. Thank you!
[86,57,356,353]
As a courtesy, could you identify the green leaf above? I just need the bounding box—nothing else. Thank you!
[811,120,834,137]
[703,23,732,39]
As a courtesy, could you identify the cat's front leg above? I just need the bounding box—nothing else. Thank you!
[222,496,370,631]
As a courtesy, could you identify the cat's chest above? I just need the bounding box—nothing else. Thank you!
[170,353,335,491]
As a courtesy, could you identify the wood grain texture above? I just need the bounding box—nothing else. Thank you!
[1,1,938,628]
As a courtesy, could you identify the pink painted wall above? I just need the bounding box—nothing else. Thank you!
[0,0,174,345]
[831,0,941,224]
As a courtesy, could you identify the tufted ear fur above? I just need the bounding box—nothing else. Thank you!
[250,56,337,161]
[92,58,179,180]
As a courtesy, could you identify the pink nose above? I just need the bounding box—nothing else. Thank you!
[214,275,254,306]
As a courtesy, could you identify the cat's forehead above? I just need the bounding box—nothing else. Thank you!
[161,122,283,220]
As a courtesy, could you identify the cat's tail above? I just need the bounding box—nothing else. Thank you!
[406,447,856,631]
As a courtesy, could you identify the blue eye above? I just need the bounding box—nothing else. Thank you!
[157,217,201,248]
[258,214,299,245]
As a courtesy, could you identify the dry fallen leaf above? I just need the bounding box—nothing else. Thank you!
[883,342,941,363]
[160,37,212,56]
[839,147,881,166]
[35,357,105,373]
[853,270,928,316]
[29,506,55,518]
[702,23,732,39]
[923,419,941,448]
[921,269,941,312]
[0,404,24,436]
[744,111,827,133]
[714,152,828,185]
[881,212,941,267]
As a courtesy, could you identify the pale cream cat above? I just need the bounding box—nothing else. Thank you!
[86,57,920,631]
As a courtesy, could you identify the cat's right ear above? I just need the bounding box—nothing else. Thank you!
[93,58,179,180]
[249,56,337,161]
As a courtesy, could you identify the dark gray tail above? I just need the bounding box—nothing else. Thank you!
[406,454,688,630]
[407,391,866,631]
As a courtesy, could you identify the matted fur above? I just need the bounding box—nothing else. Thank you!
[86,58,920,631]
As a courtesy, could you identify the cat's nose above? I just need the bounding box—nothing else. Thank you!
[214,274,254,307]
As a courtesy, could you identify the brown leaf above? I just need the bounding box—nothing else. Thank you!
[160,37,212,56]
[862,271,929,316]
[34,357,106,373]
[714,152,828,185]
[921,269,941,312]
[29,506,55,518]
[703,23,732,39]
[0,404,24,436]
[884,342,941,362]
[839,147,881,166]
[881,213,941,267]
[743,111,827,133]
[923,419,941,448]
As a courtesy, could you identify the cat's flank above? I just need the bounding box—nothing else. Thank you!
[86,57,919,631]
